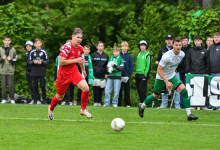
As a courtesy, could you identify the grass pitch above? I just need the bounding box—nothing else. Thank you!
[0,104,220,150]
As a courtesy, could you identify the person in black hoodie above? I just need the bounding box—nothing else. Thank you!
[177,35,191,108]
[28,38,49,104]
[25,41,34,103]
[91,41,109,106]
[186,35,209,75]
[209,32,220,76]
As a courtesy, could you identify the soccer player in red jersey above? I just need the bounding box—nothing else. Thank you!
[48,28,93,120]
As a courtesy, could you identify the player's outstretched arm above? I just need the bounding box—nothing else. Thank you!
[157,65,173,90]
[59,56,85,66]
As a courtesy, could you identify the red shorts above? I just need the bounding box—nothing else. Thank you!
[56,69,84,95]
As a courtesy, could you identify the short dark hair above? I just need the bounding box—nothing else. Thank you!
[172,38,182,44]
[194,35,202,40]
[181,35,189,40]
[72,28,83,35]
[3,34,10,40]
[97,41,105,46]
[84,45,90,49]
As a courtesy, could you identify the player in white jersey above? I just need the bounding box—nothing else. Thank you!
[138,38,198,121]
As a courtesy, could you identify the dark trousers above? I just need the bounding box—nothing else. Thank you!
[63,83,74,103]
[77,78,89,105]
[135,74,149,103]
[26,73,33,100]
[1,74,14,100]
[118,79,131,106]
[93,86,104,103]
[180,74,186,108]
[32,76,46,102]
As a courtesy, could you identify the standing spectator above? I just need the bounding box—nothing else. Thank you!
[55,44,74,105]
[76,45,94,105]
[103,47,124,107]
[118,41,133,107]
[209,32,220,76]
[28,38,49,104]
[156,35,180,109]
[206,36,213,50]
[0,35,17,104]
[186,35,209,75]
[177,35,191,108]
[25,41,34,103]
[91,41,109,106]
[135,40,151,103]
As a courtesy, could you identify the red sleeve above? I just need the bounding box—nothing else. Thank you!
[60,44,71,58]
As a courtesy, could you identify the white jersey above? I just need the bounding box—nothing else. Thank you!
[156,50,185,80]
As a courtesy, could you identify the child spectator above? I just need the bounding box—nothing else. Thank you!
[118,41,133,107]
[0,35,17,104]
[103,47,124,107]
[91,41,109,106]
[25,41,34,103]
[135,40,152,103]
[76,45,94,105]
[28,38,49,104]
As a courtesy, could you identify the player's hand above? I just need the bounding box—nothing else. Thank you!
[76,57,86,64]
[166,81,173,91]
[82,70,87,78]
[111,63,114,66]
[7,56,11,60]
[38,61,42,64]
[105,74,108,79]
[2,55,6,59]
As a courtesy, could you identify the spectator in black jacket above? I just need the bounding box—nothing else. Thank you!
[209,32,220,76]
[206,36,213,50]
[177,36,191,108]
[28,38,49,104]
[186,35,209,75]
[25,41,34,103]
[156,35,181,109]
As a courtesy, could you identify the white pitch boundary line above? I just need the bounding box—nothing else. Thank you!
[0,117,219,127]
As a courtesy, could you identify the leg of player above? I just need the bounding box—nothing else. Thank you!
[138,93,159,118]
[48,94,64,120]
[177,84,198,121]
[76,80,93,118]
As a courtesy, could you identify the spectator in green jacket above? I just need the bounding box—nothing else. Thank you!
[135,40,152,103]
[0,35,17,104]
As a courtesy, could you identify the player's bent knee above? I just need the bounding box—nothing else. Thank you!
[56,94,64,101]
[82,86,90,92]
[177,84,186,92]
[153,93,160,99]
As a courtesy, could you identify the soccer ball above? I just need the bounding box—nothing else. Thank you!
[111,118,125,132]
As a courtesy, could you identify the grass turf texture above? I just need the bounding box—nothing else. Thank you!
[0,104,220,150]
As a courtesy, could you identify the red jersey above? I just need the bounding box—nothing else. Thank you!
[59,41,84,75]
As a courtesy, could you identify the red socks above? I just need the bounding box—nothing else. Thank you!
[50,95,60,111]
[81,91,89,110]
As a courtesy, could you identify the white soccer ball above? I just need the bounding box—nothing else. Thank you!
[111,118,125,132]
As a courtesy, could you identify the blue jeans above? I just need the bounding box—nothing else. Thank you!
[160,72,180,108]
[211,73,220,76]
[104,78,121,106]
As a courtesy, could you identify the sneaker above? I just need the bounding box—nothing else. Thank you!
[11,100,15,104]
[69,102,73,106]
[93,102,98,106]
[187,114,198,121]
[29,100,34,104]
[202,107,213,110]
[113,105,117,107]
[97,103,101,106]
[48,105,54,120]
[80,109,93,118]
[138,103,145,118]
[37,100,42,105]
[1,99,7,104]
[126,105,131,108]
[61,101,66,105]
[156,106,167,109]
[175,107,181,109]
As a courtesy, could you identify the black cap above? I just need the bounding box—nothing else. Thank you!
[165,34,173,40]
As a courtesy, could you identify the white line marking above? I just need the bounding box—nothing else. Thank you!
[0,117,219,127]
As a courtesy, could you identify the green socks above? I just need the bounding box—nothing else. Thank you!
[144,94,158,105]
[180,88,191,108]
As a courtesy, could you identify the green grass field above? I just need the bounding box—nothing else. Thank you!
[0,104,220,150]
